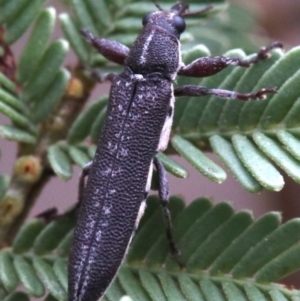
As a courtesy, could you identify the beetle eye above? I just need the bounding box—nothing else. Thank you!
[172,15,186,34]
[142,12,153,26]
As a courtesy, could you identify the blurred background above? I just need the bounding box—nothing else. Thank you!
[1,0,300,291]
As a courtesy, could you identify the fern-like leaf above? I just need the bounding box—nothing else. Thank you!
[0,196,299,300]
[171,45,300,191]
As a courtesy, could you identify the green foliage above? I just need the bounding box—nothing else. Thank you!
[0,197,299,300]
[0,0,300,300]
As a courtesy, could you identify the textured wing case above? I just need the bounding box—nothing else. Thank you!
[68,67,172,301]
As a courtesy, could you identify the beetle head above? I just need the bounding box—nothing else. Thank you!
[142,2,213,39]
[142,3,187,39]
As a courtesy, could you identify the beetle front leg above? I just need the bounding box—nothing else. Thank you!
[178,41,282,78]
[153,157,183,267]
[175,85,276,101]
[81,29,130,65]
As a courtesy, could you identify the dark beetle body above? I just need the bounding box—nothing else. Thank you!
[68,2,280,300]
[69,9,181,301]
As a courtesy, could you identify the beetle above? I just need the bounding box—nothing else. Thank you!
[68,2,281,301]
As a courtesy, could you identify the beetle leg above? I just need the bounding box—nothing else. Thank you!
[35,207,58,222]
[81,29,130,65]
[153,157,183,267]
[79,161,93,204]
[34,161,93,222]
[174,85,276,101]
[90,70,118,83]
[178,41,282,77]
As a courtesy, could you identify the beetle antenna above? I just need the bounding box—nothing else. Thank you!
[152,0,164,11]
[182,4,214,17]
[171,2,189,15]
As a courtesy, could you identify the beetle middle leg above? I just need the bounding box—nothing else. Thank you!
[54,162,93,219]
[153,157,183,267]
[78,161,93,204]
[178,41,282,78]
[34,162,93,222]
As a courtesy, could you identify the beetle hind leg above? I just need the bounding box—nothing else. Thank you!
[174,85,276,101]
[153,157,184,268]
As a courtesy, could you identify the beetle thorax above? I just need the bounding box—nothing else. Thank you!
[126,26,181,80]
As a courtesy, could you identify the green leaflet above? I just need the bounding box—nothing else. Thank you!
[13,218,46,253]
[210,135,262,192]
[118,268,152,301]
[4,0,47,44]
[155,152,188,179]
[67,146,91,168]
[253,132,300,183]
[33,258,67,301]
[67,96,108,144]
[0,250,19,292]
[232,218,300,278]
[47,144,73,180]
[187,211,254,270]
[0,0,29,24]
[0,175,9,201]
[277,130,300,160]
[53,258,68,292]
[157,271,186,301]
[139,270,167,301]
[0,102,32,129]
[0,73,17,94]
[0,125,36,144]
[210,212,281,275]
[0,88,27,112]
[90,105,107,143]
[56,230,73,258]
[13,255,45,297]
[232,134,284,191]
[59,13,89,63]
[106,280,124,301]
[178,274,206,301]
[33,214,76,255]
[84,0,111,29]
[17,7,56,84]
[171,135,226,183]
[70,0,99,35]
[21,39,69,103]
[31,68,70,123]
